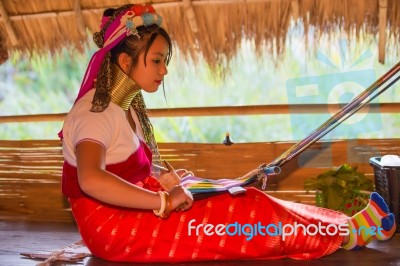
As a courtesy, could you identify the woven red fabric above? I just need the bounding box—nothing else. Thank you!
[70,187,346,262]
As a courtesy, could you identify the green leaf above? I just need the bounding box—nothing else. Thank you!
[304,164,373,213]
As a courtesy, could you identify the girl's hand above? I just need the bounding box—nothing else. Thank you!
[158,160,194,191]
[168,185,193,212]
[163,160,193,178]
[175,169,194,178]
[158,171,181,192]
[159,185,193,218]
[157,160,193,218]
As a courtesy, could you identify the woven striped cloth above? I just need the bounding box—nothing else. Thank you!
[180,175,255,194]
[179,166,281,197]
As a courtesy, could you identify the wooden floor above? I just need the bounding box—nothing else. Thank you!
[1,221,399,266]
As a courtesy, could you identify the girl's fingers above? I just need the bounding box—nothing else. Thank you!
[177,201,191,211]
[179,171,194,178]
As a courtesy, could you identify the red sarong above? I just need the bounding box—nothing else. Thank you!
[69,187,347,262]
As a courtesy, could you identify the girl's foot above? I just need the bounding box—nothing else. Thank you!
[342,192,396,250]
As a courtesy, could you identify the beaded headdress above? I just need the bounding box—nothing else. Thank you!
[75,4,163,108]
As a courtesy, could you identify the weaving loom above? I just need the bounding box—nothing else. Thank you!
[180,61,400,197]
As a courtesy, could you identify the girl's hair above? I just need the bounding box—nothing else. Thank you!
[91,6,172,112]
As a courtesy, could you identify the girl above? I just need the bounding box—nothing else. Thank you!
[60,4,396,263]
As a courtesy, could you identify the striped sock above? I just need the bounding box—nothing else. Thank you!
[342,192,396,250]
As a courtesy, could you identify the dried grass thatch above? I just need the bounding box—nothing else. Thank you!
[0,0,399,66]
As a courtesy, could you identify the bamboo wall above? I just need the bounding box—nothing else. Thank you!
[0,138,399,222]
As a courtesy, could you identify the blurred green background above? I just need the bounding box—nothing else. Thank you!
[1,29,399,143]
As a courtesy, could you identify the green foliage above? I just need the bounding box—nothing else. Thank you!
[304,164,374,212]
[0,31,399,141]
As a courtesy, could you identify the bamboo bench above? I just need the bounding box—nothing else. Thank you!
[0,138,399,222]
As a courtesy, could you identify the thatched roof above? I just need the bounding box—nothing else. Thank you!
[0,0,399,66]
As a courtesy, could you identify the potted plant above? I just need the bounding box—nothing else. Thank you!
[304,164,374,216]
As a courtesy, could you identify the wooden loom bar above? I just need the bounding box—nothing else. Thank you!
[0,103,399,123]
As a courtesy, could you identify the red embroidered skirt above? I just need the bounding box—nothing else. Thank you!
[69,188,347,262]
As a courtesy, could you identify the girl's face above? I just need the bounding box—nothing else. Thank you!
[129,35,169,93]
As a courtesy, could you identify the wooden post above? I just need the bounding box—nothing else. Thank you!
[378,0,387,64]
[182,0,199,33]
[73,0,86,40]
[290,0,299,21]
